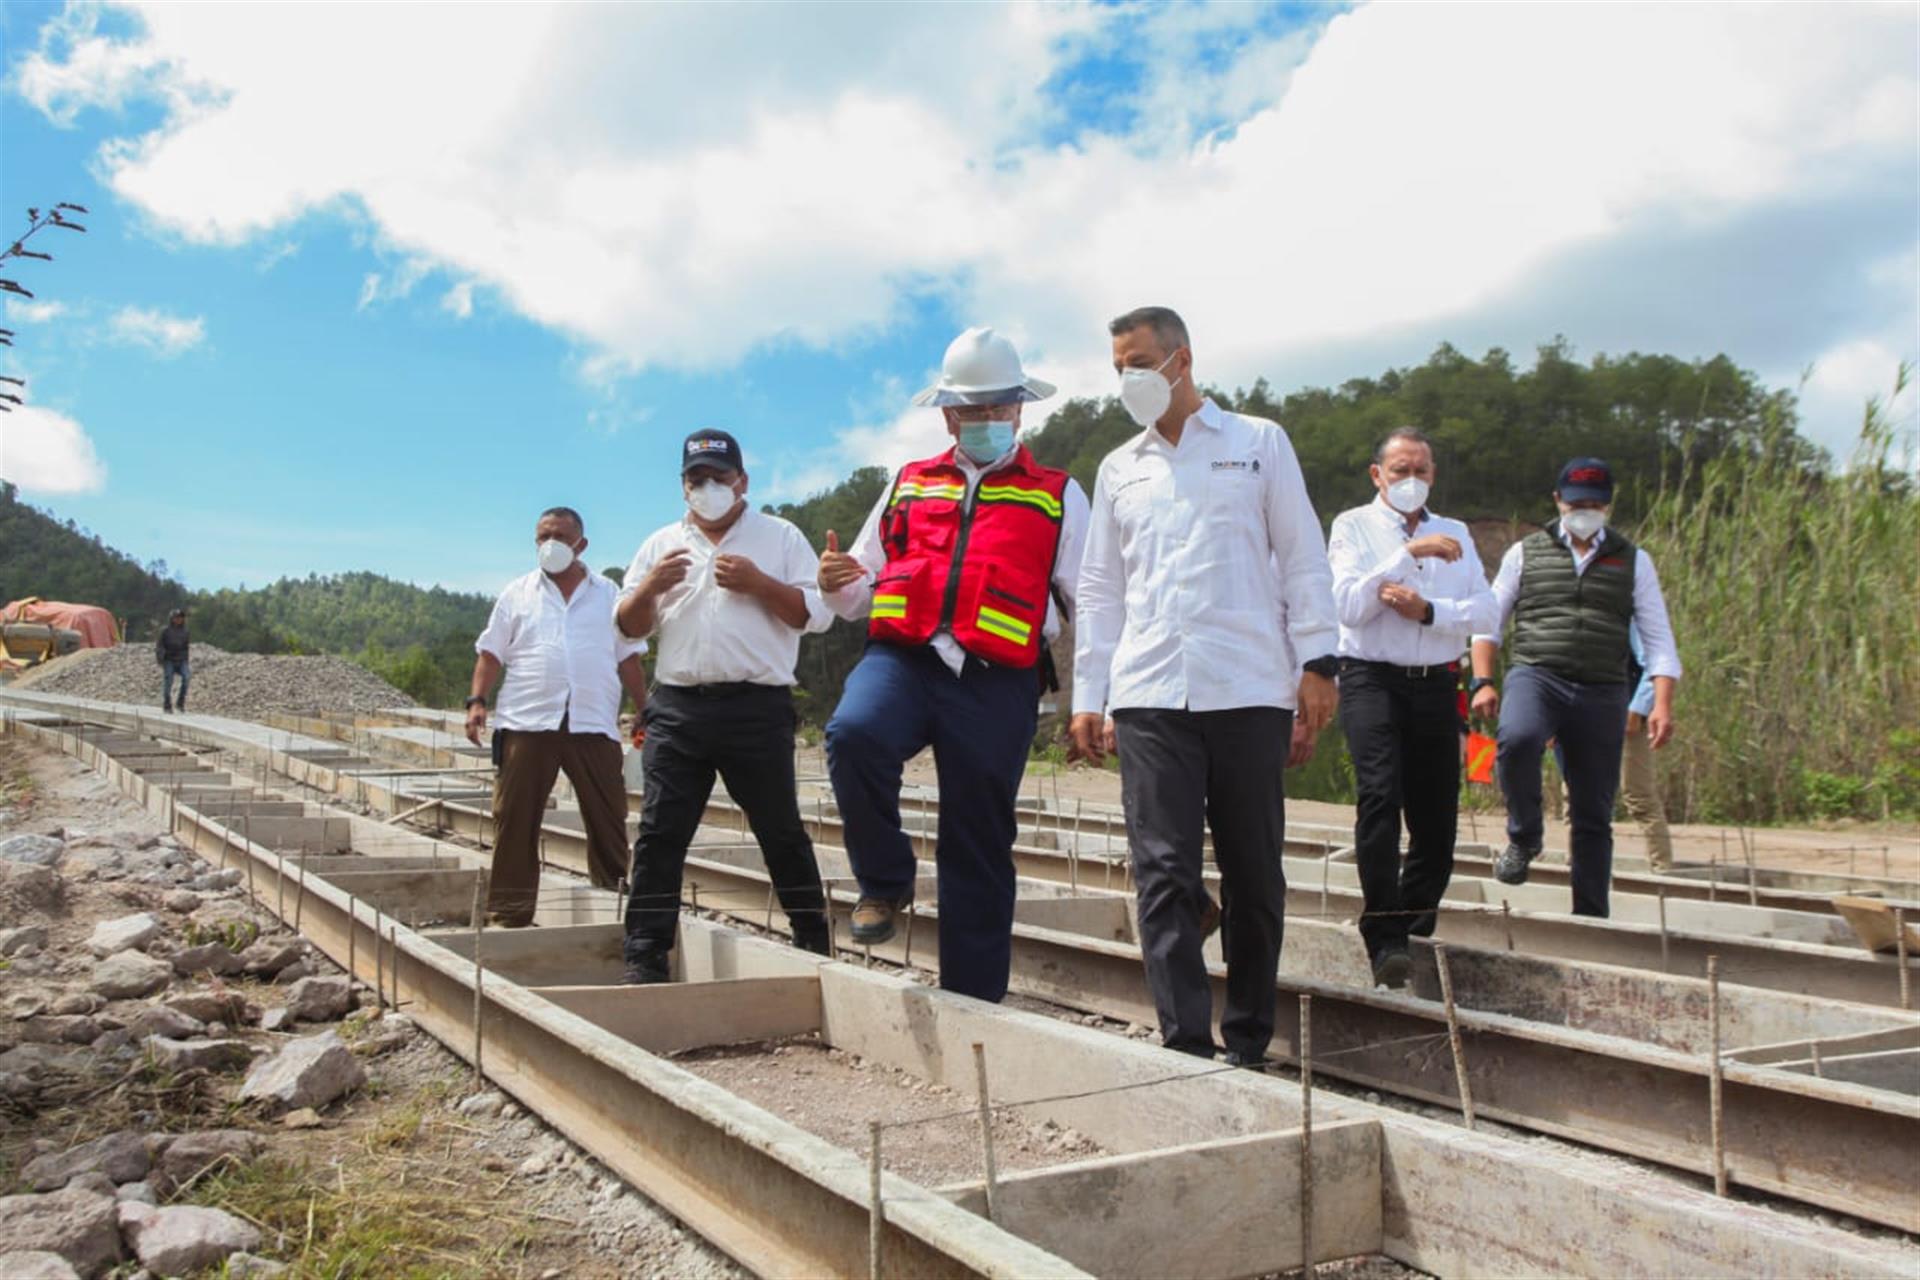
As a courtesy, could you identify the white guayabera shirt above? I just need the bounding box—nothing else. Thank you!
[475,569,643,742]
[1073,398,1337,715]
[1328,497,1498,668]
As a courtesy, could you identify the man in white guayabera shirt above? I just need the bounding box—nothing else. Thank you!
[1071,305,1338,1067]
[1327,427,1496,989]
[466,507,649,927]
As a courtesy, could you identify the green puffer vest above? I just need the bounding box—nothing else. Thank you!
[1509,523,1637,684]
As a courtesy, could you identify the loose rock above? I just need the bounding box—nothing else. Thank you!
[281,975,352,1023]
[171,942,245,977]
[260,1008,294,1033]
[21,1131,154,1191]
[124,1004,205,1041]
[144,1035,251,1074]
[281,1107,323,1130]
[164,991,252,1024]
[457,1089,507,1118]
[0,923,49,955]
[18,1016,102,1046]
[186,869,244,892]
[48,993,104,1016]
[87,912,163,957]
[89,952,172,1000]
[118,1201,262,1276]
[238,940,305,977]
[161,890,200,914]
[270,958,314,985]
[0,833,65,867]
[0,1188,123,1276]
[115,1182,157,1205]
[239,1031,366,1113]
[0,860,64,913]
[225,1252,288,1278]
[153,1130,262,1194]
[0,1251,82,1280]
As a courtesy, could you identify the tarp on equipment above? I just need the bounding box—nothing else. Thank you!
[1,598,120,648]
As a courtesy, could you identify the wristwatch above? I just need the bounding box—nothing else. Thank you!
[464,695,488,709]
[1468,677,1495,696]
[1302,656,1338,680]
[1420,601,1435,626]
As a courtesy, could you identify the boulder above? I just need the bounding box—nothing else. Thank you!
[186,869,245,892]
[0,1043,94,1081]
[0,834,65,867]
[260,1007,295,1033]
[118,1201,262,1276]
[89,952,171,1000]
[237,940,305,977]
[169,942,245,977]
[160,891,201,914]
[0,1251,82,1280]
[124,1005,205,1041]
[163,991,252,1024]
[282,976,352,1023]
[153,1130,262,1194]
[21,1131,154,1191]
[63,848,124,880]
[0,861,63,912]
[238,1031,365,1113]
[0,1188,122,1276]
[48,994,104,1017]
[0,924,48,955]
[63,1174,116,1200]
[5,990,50,1020]
[456,1089,506,1118]
[87,914,163,957]
[144,1036,251,1074]
[115,1182,156,1205]
[270,959,314,986]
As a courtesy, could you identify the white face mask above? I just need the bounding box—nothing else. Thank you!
[1560,506,1608,541]
[1384,476,1430,515]
[537,538,577,576]
[687,479,740,522]
[1118,351,1183,428]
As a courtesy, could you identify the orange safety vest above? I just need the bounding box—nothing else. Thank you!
[868,445,1069,669]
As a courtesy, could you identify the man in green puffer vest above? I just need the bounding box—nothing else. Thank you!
[1468,458,1681,916]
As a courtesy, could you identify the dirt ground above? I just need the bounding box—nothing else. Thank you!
[0,736,740,1280]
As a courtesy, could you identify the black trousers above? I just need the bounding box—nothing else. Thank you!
[623,684,828,963]
[1113,705,1291,1060]
[1338,660,1461,958]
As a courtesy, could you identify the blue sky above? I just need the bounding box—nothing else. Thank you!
[2,2,1914,597]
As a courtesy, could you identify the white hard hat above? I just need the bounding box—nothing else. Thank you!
[911,326,1056,407]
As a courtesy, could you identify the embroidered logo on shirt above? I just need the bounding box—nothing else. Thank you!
[1211,458,1260,472]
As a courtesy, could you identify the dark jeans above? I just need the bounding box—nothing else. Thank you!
[826,643,1038,1003]
[1113,705,1291,1060]
[1497,664,1631,916]
[624,684,827,962]
[161,659,190,710]
[1339,661,1460,957]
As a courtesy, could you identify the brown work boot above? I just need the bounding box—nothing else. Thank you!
[849,896,910,946]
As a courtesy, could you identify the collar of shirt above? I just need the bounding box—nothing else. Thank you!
[681,504,755,548]
[1369,494,1430,537]
[1132,396,1223,454]
[1553,522,1605,570]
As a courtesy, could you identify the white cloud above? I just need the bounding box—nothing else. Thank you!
[14,1,1916,426]
[440,281,474,319]
[107,304,204,356]
[3,299,67,324]
[1791,336,1916,463]
[0,403,108,493]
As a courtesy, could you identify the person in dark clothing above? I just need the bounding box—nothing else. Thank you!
[156,608,191,713]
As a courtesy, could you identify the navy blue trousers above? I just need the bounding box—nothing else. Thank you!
[826,642,1037,1002]
[1497,664,1630,916]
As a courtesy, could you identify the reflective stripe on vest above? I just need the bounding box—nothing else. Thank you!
[868,445,1069,669]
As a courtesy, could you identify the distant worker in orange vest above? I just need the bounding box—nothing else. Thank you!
[818,327,1089,1002]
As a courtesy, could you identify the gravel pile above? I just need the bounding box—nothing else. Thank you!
[9,644,414,720]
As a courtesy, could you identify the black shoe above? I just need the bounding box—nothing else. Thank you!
[792,929,831,957]
[622,957,671,985]
[1222,1050,1268,1071]
[162,704,173,714]
[1371,945,1412,990]
[1494,843,1539,886]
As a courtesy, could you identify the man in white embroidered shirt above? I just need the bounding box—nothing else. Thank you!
[466,507,648,927]
[1071,306,1339,1065]
[615,430,834,984]
[1328,428,1497,988]
[1470,457,1681,919]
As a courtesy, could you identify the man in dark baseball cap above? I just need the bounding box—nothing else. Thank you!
[1468,455,1684,919]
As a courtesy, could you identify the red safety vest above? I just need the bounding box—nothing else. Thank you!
[868,445,1069,669]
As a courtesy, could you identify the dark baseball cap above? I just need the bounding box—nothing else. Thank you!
[1556,457,1614,503]
[682,429,743,475]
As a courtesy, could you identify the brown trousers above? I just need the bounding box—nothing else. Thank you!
[488,728,629,926]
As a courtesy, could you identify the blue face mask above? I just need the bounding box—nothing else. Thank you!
[957,419,1016,464]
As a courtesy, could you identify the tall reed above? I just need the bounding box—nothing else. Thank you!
[1635,366,1919,823]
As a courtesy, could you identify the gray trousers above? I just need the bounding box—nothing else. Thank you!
[1113,706,1291,1059]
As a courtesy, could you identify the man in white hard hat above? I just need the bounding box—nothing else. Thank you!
[818,326,1089,1002]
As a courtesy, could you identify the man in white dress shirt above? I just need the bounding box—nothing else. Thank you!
[1070,306,1339,1064]
[818,327,1089,1003]
[615,431,833,983]
[466,507,648,927]
[1328,428,1497,987]
[1470,457,1681,917]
